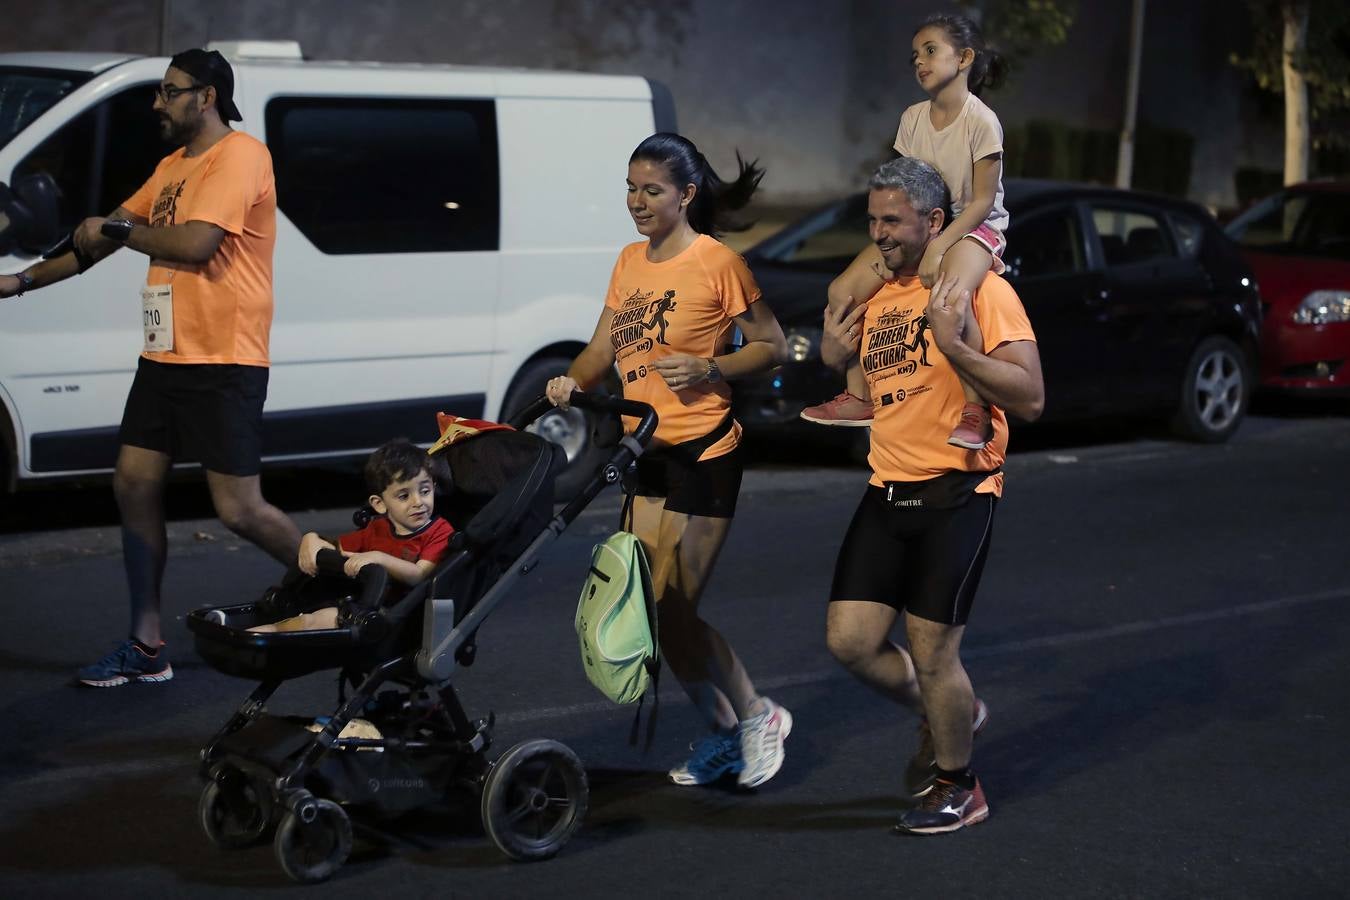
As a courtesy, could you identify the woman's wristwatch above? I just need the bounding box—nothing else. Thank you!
[704,357,722,383]
[12,272,34,296]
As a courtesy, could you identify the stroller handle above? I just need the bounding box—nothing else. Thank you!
[511,391,658,448]
[313,548,388,608]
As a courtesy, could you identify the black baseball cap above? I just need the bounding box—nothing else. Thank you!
[168,48,242,122]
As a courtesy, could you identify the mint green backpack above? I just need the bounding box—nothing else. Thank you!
[575,530,660,722]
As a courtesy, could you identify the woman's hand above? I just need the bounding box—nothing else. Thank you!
[652,354,711,391]
[546,375,580,409]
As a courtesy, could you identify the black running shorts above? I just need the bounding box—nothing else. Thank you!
[119,357,269,476]
[631,445,743,519]
[829,485,997,625]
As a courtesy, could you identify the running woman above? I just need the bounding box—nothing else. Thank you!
[546,133,792,788]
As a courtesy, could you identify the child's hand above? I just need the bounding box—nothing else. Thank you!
[297,532,331,576]
[343,553,381,578]
[918,244,944,289]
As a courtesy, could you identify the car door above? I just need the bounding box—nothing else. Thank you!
[1086,203,1212,407]
[1003,203,1112,418]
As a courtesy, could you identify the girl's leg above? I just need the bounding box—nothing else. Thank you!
[803,243,889,425]
[936,238,995,447]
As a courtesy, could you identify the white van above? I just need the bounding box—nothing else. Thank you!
[0,42,674,494]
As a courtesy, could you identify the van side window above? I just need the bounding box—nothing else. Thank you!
[265,98,499,254]
[13,84,166,232]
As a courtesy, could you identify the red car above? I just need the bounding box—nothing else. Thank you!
[1225,181,1350,394]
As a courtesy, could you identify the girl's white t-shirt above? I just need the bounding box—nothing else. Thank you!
[893,93,1009,235]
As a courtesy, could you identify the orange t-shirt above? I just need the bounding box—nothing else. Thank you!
[603,234,761,459]
[123,131,276,367]
[861,271,1036,496]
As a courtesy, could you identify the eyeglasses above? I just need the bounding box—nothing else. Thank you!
[156,82,206,103]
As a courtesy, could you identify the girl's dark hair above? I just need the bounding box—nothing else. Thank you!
[630,133,764,237]
[917,13,1007,96]
[364,439,433,495]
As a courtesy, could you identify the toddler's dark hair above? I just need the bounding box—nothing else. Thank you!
[364,439,433,495]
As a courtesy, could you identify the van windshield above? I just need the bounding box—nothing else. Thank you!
[0,67,91,151]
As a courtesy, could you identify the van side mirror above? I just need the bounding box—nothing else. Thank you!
[0,173,62,256]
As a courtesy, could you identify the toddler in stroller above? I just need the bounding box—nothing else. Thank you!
[186,395,657,883]
[248,439,455,634]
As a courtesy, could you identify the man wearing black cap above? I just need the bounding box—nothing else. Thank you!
[0,49,301,688]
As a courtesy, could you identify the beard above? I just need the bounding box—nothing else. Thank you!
[158,114,197,147]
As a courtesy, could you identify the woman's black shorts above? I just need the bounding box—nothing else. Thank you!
[630,445,743,518]
[829,485,997,625]
[119,357,269,476]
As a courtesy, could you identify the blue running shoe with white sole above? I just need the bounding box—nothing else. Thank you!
[77,639,173,688]
[668,731,743,786]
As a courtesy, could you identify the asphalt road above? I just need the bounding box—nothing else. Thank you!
[1,410,1348,898]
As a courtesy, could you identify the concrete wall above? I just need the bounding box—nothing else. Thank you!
[2,0,1284,209]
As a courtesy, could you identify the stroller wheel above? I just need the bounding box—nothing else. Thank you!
[273,799,352,884]
[481,738,588,861]
[198,773,272,849]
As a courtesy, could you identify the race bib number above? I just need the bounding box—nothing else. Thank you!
[141,284,173,352]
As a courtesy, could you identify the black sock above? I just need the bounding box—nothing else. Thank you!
[935,765,975,790]
[130,637,158,656]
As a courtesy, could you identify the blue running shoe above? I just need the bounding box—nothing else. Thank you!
[668,731,743,786]
[77,639,173,688]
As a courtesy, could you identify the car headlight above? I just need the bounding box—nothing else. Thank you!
[1292,291,1350,325]
[785,327,822,362]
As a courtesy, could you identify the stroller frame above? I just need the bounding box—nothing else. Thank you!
[187,393,656,883]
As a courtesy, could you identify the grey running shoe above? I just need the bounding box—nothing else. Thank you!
[737,697,793,788]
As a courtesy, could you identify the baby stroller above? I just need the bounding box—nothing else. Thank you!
[186,393,656,883]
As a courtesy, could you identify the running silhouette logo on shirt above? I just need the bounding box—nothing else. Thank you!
[863,305,933,380]
[149,180,186,228]
[610,288,679,376]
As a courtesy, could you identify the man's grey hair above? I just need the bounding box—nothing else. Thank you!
[868,157,952,220]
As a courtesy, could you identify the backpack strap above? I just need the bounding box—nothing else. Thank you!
[628,536,660,751]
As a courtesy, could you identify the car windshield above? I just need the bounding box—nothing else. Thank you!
[1225,189,1350,261]
[0,67,89,151]
[748,194,869,272]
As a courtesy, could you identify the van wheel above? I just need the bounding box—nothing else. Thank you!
[1170,336,1249,443]
[501,357,619,499]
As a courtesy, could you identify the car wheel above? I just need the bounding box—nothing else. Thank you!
[500,357,621,499]
[1170,335,1250,443]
